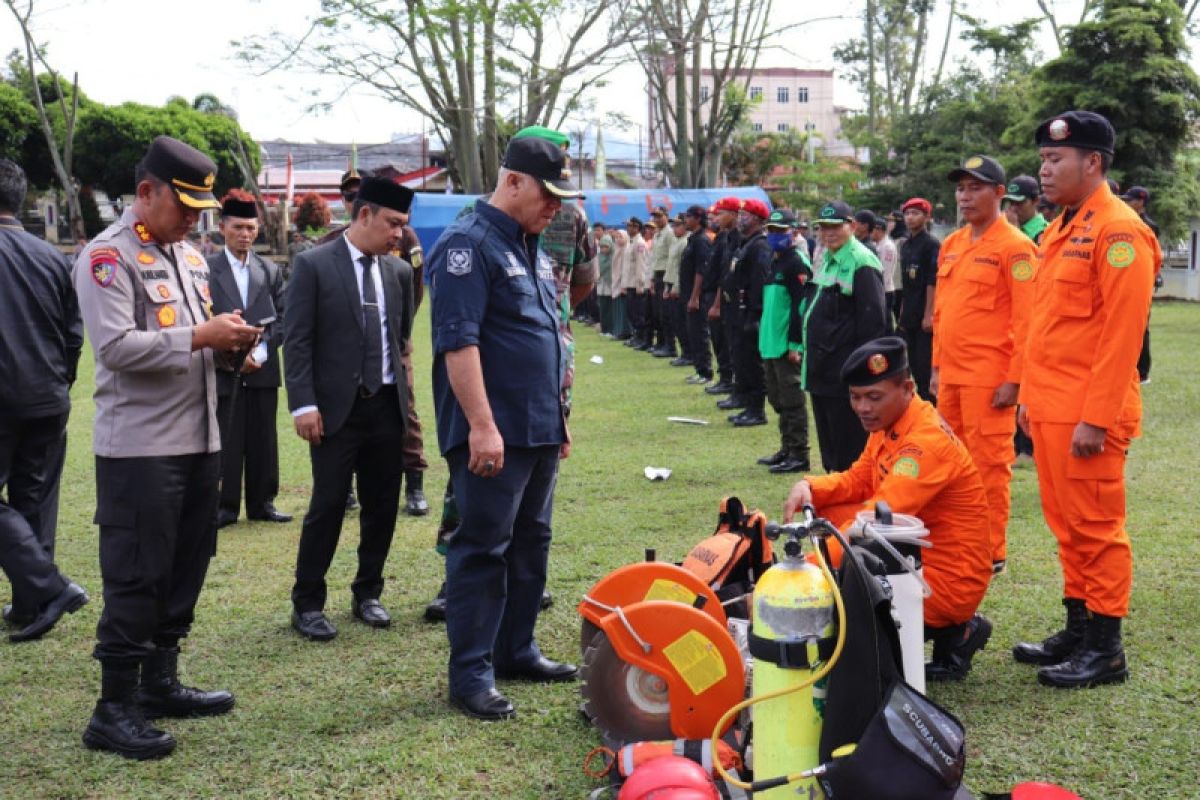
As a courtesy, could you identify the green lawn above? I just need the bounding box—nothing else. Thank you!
[2,301,1198,799]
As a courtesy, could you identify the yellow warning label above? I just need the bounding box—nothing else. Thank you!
[663,629,727,696]
[644,579,697,606]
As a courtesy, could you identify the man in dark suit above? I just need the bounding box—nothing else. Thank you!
[208,191,291,527]
[284,177,414,641]
[0,158,90,643]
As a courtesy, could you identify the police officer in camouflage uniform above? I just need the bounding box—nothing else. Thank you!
[74,137,260,760]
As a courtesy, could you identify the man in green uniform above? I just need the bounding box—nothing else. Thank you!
[757,209,812,472]
[1003,175,1049,244]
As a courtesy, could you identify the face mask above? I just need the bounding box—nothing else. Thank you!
[767,231,794,252]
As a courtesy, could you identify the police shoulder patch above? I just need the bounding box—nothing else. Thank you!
[893,456,921,479]
[90,247,120,287]
[447,248,472,276]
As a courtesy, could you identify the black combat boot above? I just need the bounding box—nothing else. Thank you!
[136,646,235,718]
[83,664,176,760]
[925,613,992,682]
[1012,598,1088,666]
[1038,613,1128,688]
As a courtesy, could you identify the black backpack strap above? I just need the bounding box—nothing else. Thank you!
[748,632,836,669]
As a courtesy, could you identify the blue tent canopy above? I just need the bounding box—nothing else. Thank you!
[407,187,772,255]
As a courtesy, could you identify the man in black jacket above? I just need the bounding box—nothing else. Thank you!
[0,158,89,642]
[284,177,415,641]
[704,197,741,397]
[680,206,714,384]
[898,197,940,400]
[209,192,291,527]
[727,200,773,426]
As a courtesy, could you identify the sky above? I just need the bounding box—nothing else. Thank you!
[2,0,1096,152]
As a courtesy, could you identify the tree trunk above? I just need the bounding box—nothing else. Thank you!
[480,1,500,187]
[865,0,877,138]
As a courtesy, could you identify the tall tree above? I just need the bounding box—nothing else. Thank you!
[1030,0,1200,239]
[4,0,84,238]
[237,0,629,193]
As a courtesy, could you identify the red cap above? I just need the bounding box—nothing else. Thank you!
[714,196,743,213]
[740,199,770,219]
[902,197,932,214]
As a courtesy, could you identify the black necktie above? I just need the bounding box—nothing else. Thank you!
[359,255,383,394]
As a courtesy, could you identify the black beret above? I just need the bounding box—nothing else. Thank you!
[853,209,876,225]
[141,136,219,210]
[841,336,910,386]
[948,154,1006,186]
[357,176,415,214]
[684,204,707,219]
[1035,110,1115,155]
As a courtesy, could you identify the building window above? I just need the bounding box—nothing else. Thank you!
[777,123,789,132]
[752,123,763,132]
[749,86,762,101]
[777,86,789,103]
[699,85,710,102]
[797,86,809,103]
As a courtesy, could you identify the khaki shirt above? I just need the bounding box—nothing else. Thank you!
[650,228,673,274]
[74,208,220,457]
[665,233,687,285]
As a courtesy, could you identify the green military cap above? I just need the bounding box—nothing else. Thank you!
[141,136,220,210]
[512,125,571,149]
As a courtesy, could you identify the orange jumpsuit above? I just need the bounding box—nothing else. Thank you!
[932,217,1037,562]
[807,397,992,627]
[1020,183,1157,619]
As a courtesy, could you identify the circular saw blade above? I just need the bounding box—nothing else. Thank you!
[580,618,602,656]
[580,630,673,747]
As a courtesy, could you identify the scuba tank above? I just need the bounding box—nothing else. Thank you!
[748,521,837,799]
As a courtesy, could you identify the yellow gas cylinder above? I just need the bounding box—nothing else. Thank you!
[750,555,835,799]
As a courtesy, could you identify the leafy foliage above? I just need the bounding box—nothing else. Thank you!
[0,81,36,161]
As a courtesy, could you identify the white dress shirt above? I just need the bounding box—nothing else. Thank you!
[225,247,269,365]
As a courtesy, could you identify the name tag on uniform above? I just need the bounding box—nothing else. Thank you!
[504,252,524,278]
[536,254,555,281]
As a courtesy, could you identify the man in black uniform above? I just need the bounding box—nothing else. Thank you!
[1121,186,1161,384]
[897,197,940,401]
[705,197,741,397]
[75,137,261,758]
[853,209,879,254]
[726,199,773,427]
[0,158,89,643]
[680,206,714,385]
[209,191,291,527]
[285,177,415,641]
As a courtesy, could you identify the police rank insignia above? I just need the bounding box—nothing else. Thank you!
[133,221,153,243]
[447,248,472,276]
[90,248,119,287]
[155,284,171,300]
[186,253,203,267]
[136,252,156,265]
[867,353,889,375]
[157,305,177,328]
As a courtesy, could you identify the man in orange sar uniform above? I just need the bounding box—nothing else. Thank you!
[930,154,1037,574]
[784,336,993,681]
[1013,110,1157,689]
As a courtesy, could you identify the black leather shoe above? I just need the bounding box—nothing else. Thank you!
[248,505,292,523]
[991,559,1007,575]
[217,510,238,528]
[424,584,447,622]
[757,449,787,466]
[651,347,677,358]
[636,341,655,352]
[406,489,430,516]
[541,590,554,610]
[352,598,392,628]
[926,614,992,682]
[292,610,337,641]
[450,687,516,721]
[705,381,735,395]
[1013,598,1088,666]
[669,357,693,367]
[136,647,235,719]
[495,655,579,683]
[716,396,746,410]
[769,456,810,474]
[83,699,176,760]
[10,581,88,643]
[730,410,767,427]
[2,603,34,628]
[345,492,360,511]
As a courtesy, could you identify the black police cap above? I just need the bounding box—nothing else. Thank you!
[502,136,583,199]
[356,176,415,214]
[948,154,1006,186]
[141,135,219,210]
[841,336,910,386]
[1004,175,1040,202]
[684,204,708,220]
[1035,110,1115,155]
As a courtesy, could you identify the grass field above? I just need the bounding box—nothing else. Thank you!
[2,300,1198,799]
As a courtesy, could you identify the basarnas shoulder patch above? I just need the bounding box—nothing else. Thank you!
[447,248,472,276]
[1105,232,1136,269]
[892,456,921,479]
[1011,257,1034,282]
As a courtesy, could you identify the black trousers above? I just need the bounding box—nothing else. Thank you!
[627,291,648,341]
[900,325,934,402]
[722,298,742,391]
[708,295,733,384]
[0,412,69,615]
[1137,310,1152,382]
[666,293,688,359]
[217,385,281,519]
[687,304,712,378]
[812,394,868,473]
[734,316,766,412]
[292,385,405,612]
[93,452,219,665]
[651,273,667,348]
